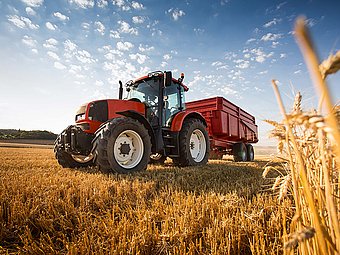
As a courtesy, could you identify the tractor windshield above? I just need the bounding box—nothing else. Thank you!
[126,79,160,112]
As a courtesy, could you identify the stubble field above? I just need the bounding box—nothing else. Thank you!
[0,146,292,254]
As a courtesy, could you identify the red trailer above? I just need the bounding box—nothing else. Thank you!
[186,97,258,161]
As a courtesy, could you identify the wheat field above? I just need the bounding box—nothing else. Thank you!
[0,147,291,254]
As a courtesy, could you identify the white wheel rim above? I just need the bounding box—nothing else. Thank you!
[114,130,144,169]
[71,153,94,163]
[189,129,207,162]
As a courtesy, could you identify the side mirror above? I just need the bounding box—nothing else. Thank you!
[164,71,172,87]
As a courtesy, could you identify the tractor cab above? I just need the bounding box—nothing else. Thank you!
[125,71,188,127]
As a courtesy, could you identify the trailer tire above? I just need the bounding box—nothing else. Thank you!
[233,142,247,162]
[246,144,254,161]
[54,133,94,168]
[93,117,151,174]
[173,119,210,167]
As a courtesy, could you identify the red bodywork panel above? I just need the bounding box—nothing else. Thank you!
[185,97,258,149]
[170,111,205,132]
[76,99,145,134]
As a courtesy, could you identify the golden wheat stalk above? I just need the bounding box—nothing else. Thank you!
[319,50,340,79]
[294,17,340,254]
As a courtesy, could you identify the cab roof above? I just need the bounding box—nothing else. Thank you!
[129,72,189,92]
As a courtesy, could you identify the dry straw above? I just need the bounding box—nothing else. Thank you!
[265,17,340,255]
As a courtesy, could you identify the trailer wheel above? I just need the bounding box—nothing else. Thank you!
[93,117,151,174]
[246,144,254,161]
[233,142,247,162]
[54,133,94,168]
[174,119,210,166]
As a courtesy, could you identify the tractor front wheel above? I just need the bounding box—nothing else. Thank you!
[93,117,151,174]
[54,133,94,168]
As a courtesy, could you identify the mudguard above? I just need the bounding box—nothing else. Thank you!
[170,111,207,132]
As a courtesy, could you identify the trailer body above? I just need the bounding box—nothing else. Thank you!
[186,97,258,154]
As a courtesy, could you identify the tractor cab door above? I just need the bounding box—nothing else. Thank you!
[163,82,185,127]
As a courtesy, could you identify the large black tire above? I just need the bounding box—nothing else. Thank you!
[173,119,210,167]
[246,144,254,161]
[92,117,151,174]
[233,142,247,162]
[54,133,94,168]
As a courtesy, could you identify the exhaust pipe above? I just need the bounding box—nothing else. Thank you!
[118,80,123,99]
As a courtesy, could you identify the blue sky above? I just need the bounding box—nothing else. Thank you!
[0,0,339,145]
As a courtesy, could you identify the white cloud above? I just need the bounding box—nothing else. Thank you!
[21,0,44,7]
[31,48,38,54]
[139,44,154,52]
[211,61,223,66]
[43,38,58,50]
[132,16,145,24]
[95,21,105,35]
[261,33,282,41]
[258,70,268,75]
[163,54,172,61]
[68,0,94,9]
[188,57,198,62]
[246,38,256,44]
[47,51,60,60]
[7,15,39,29]
[22,35,37,47]
[161,61,168,67]
[109,30,120,38]
[118,20,138,35]
[168,8,185,21]
[46,22,57,30]
[64,40,77,51]
[129,53,148,64]
[116,41,134,51]
[81,22,90,29]
[97,0,108,8]
[131,1,145,10]
[54,62,66,70]
[53,12,69,21]
[112,0,130,10]
[194,28,204,35]
[249,48,274,63]
[276,2,287,10]
[76,50,95,64]
[263,18,281,28]
[234,59,250,69]
[95,80,104,86]
[220,0,230,5]
[25,7,36,16]
[294,70,301,74]
[272,41,279,48]
[306,18,316,27]
[69,64,82,74]
[280,53,287,58]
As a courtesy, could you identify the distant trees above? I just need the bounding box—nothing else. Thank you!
[0,129,57,140]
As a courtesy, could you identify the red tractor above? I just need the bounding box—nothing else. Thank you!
[55,71,258,173]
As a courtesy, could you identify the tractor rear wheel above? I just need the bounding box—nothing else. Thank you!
[173,119,210,167]
[233,142,247,162]
[93,117,151,174]
[54,133,94,168]
[246,144,254,161]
